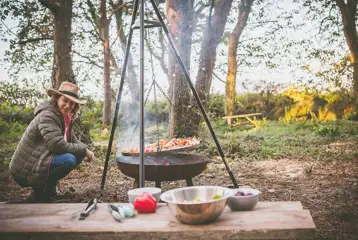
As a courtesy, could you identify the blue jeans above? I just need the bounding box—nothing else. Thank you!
[48,153,83,185]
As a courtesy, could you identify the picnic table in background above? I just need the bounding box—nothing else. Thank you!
[0,201,315,239]
[223,113,263,127]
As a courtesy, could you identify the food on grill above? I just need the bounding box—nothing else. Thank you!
[121,137,201,155]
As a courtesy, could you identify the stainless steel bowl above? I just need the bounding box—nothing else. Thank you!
[160,186,234,224]
[227,188,260,211]
[127,187,161,203]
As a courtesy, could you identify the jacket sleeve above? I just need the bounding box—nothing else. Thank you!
[72,129,86,145]
[38,111,87,158]
[72,132,80,143]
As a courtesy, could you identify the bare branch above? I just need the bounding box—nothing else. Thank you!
[318,4,336,34]
[73,60,103,69]
[73,50,103,69]
[0,19,18,37]
[213,71,225,83]
[109,3,132,19]
[17,37,52,45]
[86,0,101,36]
[109,49,121,74]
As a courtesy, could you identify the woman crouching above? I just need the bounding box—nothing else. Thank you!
[9,82,95,203]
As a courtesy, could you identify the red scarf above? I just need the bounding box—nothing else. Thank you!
[63,114,71,142]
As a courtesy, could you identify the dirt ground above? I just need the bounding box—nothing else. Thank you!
[0,142,357,240]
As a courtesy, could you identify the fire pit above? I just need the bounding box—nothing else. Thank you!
[116,153,210,188]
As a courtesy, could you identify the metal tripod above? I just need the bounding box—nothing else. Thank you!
[100,0,238,189]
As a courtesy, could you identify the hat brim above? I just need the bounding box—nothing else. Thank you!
[47,89,87,105]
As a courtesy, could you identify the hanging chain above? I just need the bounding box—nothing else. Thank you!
[148,32,161,151]
[154,80,172,105]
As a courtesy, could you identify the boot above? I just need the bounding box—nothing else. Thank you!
[26,185,57,203]
[46,184,57,198]
[26,190,51,203]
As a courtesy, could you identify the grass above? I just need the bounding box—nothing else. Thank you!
[2,119,358,167]
[201,119,358,161]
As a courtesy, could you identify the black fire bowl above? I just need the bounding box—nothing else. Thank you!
[116,153,210,182]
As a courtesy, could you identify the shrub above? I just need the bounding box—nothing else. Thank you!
[314,123,340,137]
[207,94,225,119]
[0,101,35,125]
[0,120,9,135]
[145,100,170,123]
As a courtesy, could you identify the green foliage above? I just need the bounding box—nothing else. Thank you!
[207,94,225,119]
[225,88,358,122]
[145,100,170,123]
[80,97,103,128]
[0,120,9,134]
[0,82,43,107]
[0,101,34,125]
[1,1,53,76]
[314,123,340,137]
[0,100,32,141]
[77,97,103,142]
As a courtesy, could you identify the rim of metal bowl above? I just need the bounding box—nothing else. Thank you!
[128,187,161,195]
[230,188,260,198]
[160,186,234,205]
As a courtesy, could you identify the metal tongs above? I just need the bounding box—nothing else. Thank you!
[107,203,123,221]
[79,198,97,220]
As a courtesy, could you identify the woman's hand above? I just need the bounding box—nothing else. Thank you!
[85,148,95,162]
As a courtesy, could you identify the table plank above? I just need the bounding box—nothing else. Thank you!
[222,113,263,126]
[0,201,303,220]
[0,201,314,240]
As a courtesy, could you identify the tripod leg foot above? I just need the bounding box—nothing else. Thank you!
[155,181,161,188]
[186,179,193,186]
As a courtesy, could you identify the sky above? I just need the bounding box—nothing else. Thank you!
[0,1,348,100]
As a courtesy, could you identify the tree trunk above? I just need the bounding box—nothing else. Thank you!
[100,0,111,129]
[225,0,254,116]
[191,0,233,130]
[335,0,358,93]
[111,0,140,102]
[39,0,75,89]
[167,0,194,138]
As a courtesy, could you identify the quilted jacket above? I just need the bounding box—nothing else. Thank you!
[9,101,87,189]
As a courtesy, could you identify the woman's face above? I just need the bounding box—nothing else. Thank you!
[57,95,75,115]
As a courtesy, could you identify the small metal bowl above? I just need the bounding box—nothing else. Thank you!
[160,186,234,225]
[127,187,161,203]
[227,188,260,211]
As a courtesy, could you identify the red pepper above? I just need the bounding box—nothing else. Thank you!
[133,192,157,213]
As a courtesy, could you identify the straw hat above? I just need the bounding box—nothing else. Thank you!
[47,82,87,105]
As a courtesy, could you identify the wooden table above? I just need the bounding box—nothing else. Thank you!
[223,113,263,127]
[0,201,315,240]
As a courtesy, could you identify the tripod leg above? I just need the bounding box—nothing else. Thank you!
[186,179,193,186]
[100,0,140,190]
[155,181,161,188]
[149,0,238,188]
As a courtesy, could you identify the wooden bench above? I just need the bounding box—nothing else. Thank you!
[0,201,315,239]
[223,113,263,127]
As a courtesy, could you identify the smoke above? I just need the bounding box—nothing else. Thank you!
[115,98,169,156]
